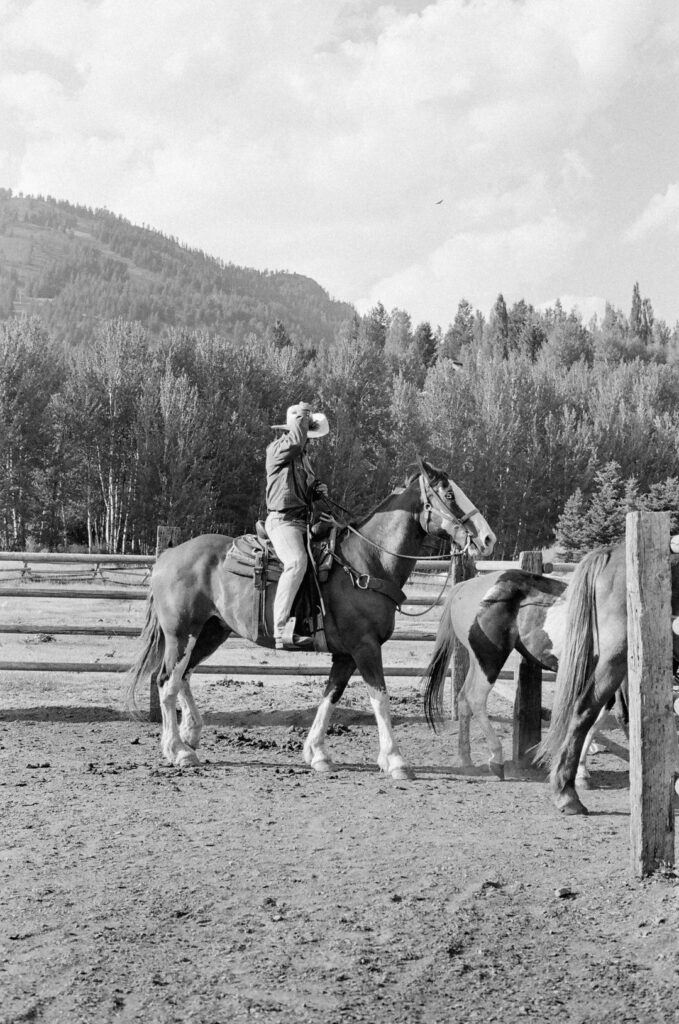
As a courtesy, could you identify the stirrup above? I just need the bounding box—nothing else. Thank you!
[275,635,312,651]
[276,618,311,650]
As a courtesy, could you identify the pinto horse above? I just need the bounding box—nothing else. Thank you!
[423,541,679,813]
[423,567,567,777]
[127,458,496,779]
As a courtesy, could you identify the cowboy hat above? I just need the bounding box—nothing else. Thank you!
[272,402,329,438]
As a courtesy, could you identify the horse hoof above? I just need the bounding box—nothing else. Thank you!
[310,758,335,774]
[176,750,200,768]
[489,761,505,781]
[560,802,589,816]
[556,796,589,815]
[390,766,415,782]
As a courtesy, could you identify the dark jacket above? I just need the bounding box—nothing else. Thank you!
[265,416,318,519]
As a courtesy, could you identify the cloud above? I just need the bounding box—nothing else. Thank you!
[0,0,678,321]
[626,183,679,241]
[357,214,586,325]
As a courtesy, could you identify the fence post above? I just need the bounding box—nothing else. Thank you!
[450,551,474,719]
[150,526,182,723]
[627,511,675,878]
[512,550,544,766]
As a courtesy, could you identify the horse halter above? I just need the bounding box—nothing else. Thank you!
[417,466,479,553]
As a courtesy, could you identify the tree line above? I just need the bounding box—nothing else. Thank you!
[2,284,679,558]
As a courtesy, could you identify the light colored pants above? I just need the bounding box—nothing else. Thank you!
[265,513,308,638]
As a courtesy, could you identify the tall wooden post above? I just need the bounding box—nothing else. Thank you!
[627,511,675,878]
[450,552,474,719]
[149,526,182,722]
[512,550,544,766]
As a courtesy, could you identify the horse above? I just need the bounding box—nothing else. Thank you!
[423,566,568,778]
[126,457,496,780]
[536,542,679,813]
[423,541,679,813]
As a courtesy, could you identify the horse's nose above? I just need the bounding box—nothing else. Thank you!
[478,530,497,556]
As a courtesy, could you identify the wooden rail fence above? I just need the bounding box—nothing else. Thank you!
[2,527,676,880]
[626,512,676,878]
[0,552,568,685]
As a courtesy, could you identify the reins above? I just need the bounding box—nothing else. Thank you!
[317,466,477,616]
[319,489,475,562]
[398,556,456,617]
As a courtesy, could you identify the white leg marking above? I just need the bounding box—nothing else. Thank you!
[466,680,503,770]
[160,639,200,767]
[577,705,608,790]
[303,696,336,772]
[369,690,413,781]
[179,672,204,749]
[457,660,491,767]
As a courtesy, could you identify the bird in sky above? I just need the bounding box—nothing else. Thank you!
[435,199,443,205]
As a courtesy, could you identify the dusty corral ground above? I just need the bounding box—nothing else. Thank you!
[2,581,679,1023]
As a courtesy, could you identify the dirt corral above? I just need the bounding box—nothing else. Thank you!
[2,591,679,1023]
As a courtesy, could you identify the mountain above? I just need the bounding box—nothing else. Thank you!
[0,190,355,347]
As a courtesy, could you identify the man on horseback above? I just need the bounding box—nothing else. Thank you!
[265,401,329,650]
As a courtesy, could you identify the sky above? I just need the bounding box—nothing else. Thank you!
[1,0,678,329]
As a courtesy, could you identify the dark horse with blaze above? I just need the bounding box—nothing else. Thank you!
[127,458,496,779]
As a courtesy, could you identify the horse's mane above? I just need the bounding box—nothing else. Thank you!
[352,487,407,530]
[351,460,448,530]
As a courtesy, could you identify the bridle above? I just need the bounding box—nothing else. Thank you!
[317,462,480,615]
[416,460,480,555]
[321,460,481,560]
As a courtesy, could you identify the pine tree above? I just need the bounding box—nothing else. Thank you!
[360,302,388,349]
[412,321,437,368]
[269,319,291,349]
[440,299,475,361]
[643,477,679,533]
[554,489,587,559]
[630,282,643,339]
[582,462,631,549]
[485,294,509,358]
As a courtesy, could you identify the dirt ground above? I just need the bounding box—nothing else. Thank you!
[2,586,679,1024]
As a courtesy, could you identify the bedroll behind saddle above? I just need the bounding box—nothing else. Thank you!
[223,521,336,650]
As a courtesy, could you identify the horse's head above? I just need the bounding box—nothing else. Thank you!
[407,456,496,556]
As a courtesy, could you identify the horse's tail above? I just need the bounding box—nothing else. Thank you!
[535,547,612,766]
[125,592,165,717]
[422,589,459,731]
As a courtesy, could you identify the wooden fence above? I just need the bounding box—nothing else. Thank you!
[0,550,573,672]
[626,512,676,877]
[2,528,676,879]
[0,548,572,750]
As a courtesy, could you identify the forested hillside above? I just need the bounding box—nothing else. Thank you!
[0,190,354,348]
[1,193,679,558]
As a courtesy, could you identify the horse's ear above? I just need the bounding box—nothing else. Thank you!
[420,456,448,486]
[418,455,440,483]
[404,462,420,485]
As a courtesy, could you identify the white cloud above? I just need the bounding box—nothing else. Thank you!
[357,214,586,325]
[626,183,679,241]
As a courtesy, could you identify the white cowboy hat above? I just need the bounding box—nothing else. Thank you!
[272,402,329,438]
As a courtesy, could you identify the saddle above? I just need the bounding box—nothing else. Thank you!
[224,520,338,650]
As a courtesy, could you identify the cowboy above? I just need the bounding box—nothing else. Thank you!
[265,401,330,650]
